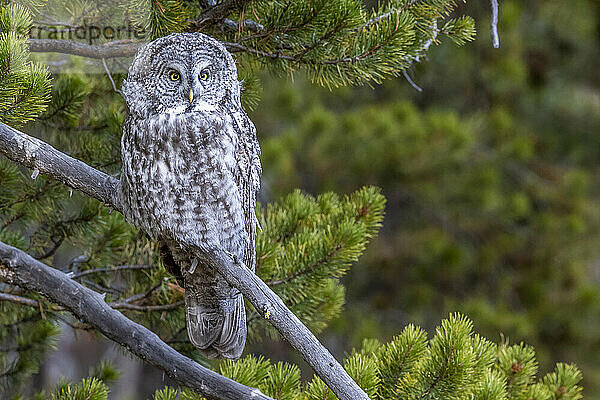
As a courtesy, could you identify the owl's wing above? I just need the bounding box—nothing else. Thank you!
[231,109,261,273]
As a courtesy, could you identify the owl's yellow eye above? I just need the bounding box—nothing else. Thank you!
[199,70,209,81]
[169,70,180,81]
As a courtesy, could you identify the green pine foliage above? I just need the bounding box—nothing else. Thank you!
[218,0,475,86]
[18,361,120,400]
[28,0,476,91]
[151,314,584,400]
[50,377,109,400]
[125,0,191,39]
[0,303,59,396]
[250,187,385,339]
[87,360,121,385]
[0,3,51,126]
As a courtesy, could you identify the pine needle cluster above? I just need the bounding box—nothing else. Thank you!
[10,314,584,399]
[250,187,385,339]
[149,314,584,400]
[0,302,59,394]
[0,3,51,126]
[216,0,476,86]
[125,0,191,39]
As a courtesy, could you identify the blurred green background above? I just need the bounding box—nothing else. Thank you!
[247,0,600,396]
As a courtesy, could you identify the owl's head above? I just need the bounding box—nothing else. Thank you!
[122,33,240,118]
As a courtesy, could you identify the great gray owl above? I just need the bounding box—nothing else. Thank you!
[119,32,261,360]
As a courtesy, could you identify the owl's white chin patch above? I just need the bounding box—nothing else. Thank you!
[192,102,217,113]
[162,101,216,115]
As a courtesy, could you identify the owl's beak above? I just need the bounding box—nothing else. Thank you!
[188,89,194,103]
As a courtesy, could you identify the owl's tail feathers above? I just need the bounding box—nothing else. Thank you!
[185,290,247,360]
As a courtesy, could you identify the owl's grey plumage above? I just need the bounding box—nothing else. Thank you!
[119,33,261,359]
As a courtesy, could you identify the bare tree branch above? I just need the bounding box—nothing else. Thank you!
[69,264,153,279]
[0,243,274,400]
[116,282,163,304]
[101,58,125,97]
[110,300,184,311]
[205,250,369,400]
[0,122,369,400]
[0,292,38,307]
[223,18,264,33]
[402,70,423,92]
[29,39,142,59]
[28,38,267,59]
[27,38,297,61]
[490,0,500,48]
[2,284,182,313]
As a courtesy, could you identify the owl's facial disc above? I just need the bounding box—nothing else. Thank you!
[141,39,236,116]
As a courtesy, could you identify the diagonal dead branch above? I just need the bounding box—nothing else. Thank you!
[70,264,153,279]
[1,286,182,312]
[101,58,125,97]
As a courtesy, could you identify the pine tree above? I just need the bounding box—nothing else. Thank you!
[0,3,50,126]
[0,0,590,398]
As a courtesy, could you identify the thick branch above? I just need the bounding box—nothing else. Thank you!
[109,300,184,311]
[27,38,294,61]
[29,39,142,59]
[0,123,369,400]
[28,38,250,59]
[223,18,264,33]
[0,243,273,400]
[209,251,369,400]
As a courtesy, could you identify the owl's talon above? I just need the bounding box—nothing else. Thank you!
[188,258,198,274]
[254,214,262,232]
[223,250,237,263]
